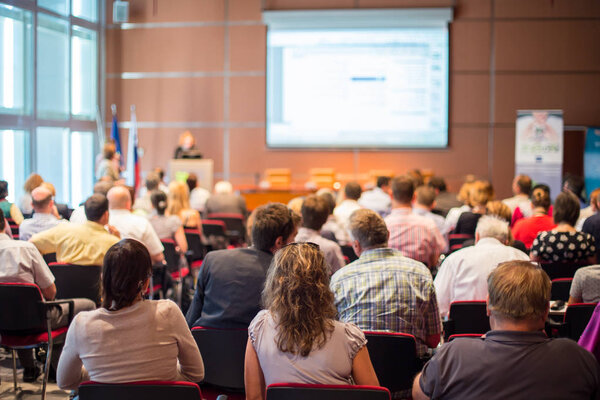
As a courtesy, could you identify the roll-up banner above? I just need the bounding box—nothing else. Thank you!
[515,110,563,200]
[584,127,600,197]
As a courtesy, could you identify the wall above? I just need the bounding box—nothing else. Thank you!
[105,0,600,198]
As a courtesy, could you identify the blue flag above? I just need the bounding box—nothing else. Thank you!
[110,113,123,167]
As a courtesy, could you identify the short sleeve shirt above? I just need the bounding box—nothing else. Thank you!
[530,230,596,262]
[570,265,600,303]
[0,233,54,289]
[149,215,182,240]
[249,310,366,386]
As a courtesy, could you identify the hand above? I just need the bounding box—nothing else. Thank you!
[106,225,121,238]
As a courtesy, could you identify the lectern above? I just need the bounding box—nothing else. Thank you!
[168,159,213,191]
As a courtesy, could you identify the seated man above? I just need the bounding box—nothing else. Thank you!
[413,185,448,245]
[333,182,363,245]
[330,209,442,358]
[569,264,600,304]
[186,203,298,328]
[295,195,345,275]
[30,194,120,266]
[502,174,532,214]
[434,216,529,317]
[358,176,392,217]
[19,186,62,240]
[413,260,599,400]
[0,211,95,381]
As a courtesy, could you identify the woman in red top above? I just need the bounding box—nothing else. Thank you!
[512,186,556,249]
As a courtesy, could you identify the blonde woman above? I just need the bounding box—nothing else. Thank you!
[453,180,494,236]
[244,243,379,400]
[166,181,202,229]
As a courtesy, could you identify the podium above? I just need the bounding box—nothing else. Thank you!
[168,159,213,191]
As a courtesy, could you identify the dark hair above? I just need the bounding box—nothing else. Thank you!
[516,175,532,196]
[145,172,160,191]
[553,191,580,226]
[186,173,198,193]
[428,176,447,192]
[93,181,114,196]
[301,195,329,231]
[150,190,168,215]
[318,192,336,215]
[84,194,109,222]
[102,239,152,311]
[531,187,551,211]
[563,174,585,201]
[0,208,5,231]
[376,176,391,188]
[391,176,414,204]
[0,180,8,199]
[252,203,297,252]
[344,182,362,201]
[154,167,165,181]
[531,183,550,198]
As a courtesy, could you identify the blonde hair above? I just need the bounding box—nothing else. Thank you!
[486,200,512,223]
[178,130,195,147]
[40,182,56,197]
[469,180,494,207]
[24,173,44,193]
[457,182,474,205]
[166,181,191,217]
[262,243,337,357]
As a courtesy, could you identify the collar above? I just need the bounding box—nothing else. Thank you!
[109,209,131,216]
[412,207,429,216]
[84,220,109,232]
[297,227,318,236]
[391,207,412,215]
[485,330,547,344]
[475,237,503,247]
[0,232,11,241]
[32,212,58,220]
[360,247,396,259]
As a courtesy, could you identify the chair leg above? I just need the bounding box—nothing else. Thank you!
[11,349,18,391]
[41,335,53,400]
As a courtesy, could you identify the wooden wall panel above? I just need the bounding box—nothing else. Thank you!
[450,74,490,124]
[107,0,225,23]
[495,0,600,19]
[229,0,264,21]
[356,0,453,7]
[264,0,355,10]
[454,0,491,19]
[491,127,516,199]
[229,26,267,71]
[450,22,490,71]
[229,76,266,122]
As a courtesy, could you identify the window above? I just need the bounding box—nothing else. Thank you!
[0,130,30,203]
[71,26,97,120]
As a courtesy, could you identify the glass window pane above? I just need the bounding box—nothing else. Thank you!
[70,131,94,207]
[36,127,69,204]
[0,5,32,115]
[37,14,69,120]
[72,0,97,22]
[38,0,69,17]
[71,26,97,120]
[0,130,29,203]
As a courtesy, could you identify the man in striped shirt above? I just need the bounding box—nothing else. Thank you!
[330,209,442,358]
[384,176,446,268]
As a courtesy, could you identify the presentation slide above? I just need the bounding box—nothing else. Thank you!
[266,29,449,148]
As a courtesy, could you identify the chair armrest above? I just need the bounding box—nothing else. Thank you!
[44,299,75,325]
[442,319,455,341]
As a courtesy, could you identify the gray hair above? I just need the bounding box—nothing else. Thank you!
[475,215,509,243]
[214,180,233,195]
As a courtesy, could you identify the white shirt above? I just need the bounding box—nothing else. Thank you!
[69,205,87,224]
[295,227,346,275]
[576,206,595,231]
[109,209,164,256]
[444,205,471,232]
[0,233,55,289]
[189,187,211,213]
[434,237,529,317]
[333,200,362,244]
[502,194,530,214]
[358,187,391,217]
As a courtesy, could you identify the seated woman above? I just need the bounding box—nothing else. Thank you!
[453,180,494,236]
[244,243,378,400]
[149,190,188,254]
[512,186,556,249]
[0,180,24,225]
[530,191,596,265]
[167,181,203,230]
[56,239,204,389]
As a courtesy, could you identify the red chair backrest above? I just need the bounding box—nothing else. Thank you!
[78,381,202,400]
[266,383,391,400]
[447,333,484,341]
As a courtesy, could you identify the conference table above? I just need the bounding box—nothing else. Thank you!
[238,185,316,210]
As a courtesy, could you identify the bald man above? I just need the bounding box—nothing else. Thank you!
[107,186,165,263]
[19,186,62,240]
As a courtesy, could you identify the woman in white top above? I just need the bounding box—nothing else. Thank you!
[56,239,204,390]
[244,243,378,400]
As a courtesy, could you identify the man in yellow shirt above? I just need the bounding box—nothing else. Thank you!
[30,194,120,266]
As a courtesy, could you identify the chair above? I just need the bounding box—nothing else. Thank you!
[444,300,490,340]
[48,263,102,305]
[191,326,247,391]
[0,282,74,400]
[364,332,419,393]
[265,168,292,189]
[6,217,19,239]
[202,219,229,249]
[42,253,57,264]
[185,228,206,270]
[266,383,391,400]
[447,333,484,341]
[540,261,588,280]
[340,245,358,263]
[79,380,203,400]
[308,168,336,189]
[161,239,189,308]
[562,303,597,341]
[551,278,573,302]
[206,213,246,246]
[447,233,473,253]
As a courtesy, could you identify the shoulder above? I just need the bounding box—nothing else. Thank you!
[248,309,271,344]
[155,299,185,321]
[333,320,367,357]
[546,337,598,364]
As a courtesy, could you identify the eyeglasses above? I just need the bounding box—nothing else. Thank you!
[283,242,320,250]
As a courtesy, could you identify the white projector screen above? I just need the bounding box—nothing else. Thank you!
[264,10,451,149]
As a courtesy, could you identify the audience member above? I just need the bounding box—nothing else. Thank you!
[564,173,587,208]
[578,303,600,362]
[453,180,494,236]
[154,167,169,193]
[413,185,448,242]
[331,209,442,357]
[569,264,600,304]
[333,183,363,241]
[385,176,445,267]
[434,216,529,317]
[0,180,24,224]
[317,189,346,244]
[485,200,528,253]
[286,196,304,217]
[56,239,204,390]
[512,186,555,248]
[186,203,298,328]
[132,172,160,215]
[95,142,120,182]
[18,173,44,215]
[295,195,345,275]
[40,182,71,220]
[30,194,120,266]
[445,179,476,232]
[18,186,62,240]
[0,210,95,382]
[502,174,532,214]
[244,243,378,400]
[413,260,599,400]
[583,188,600,262]
[428,176,461,217]
[167,181,202,229]
[531,191,596,264]
[577,188,600,230]
[205,180,248,218]
[358,176,392,217]
[149,190,187,253]
[70,181,113,224]
[107,186,165,264]
[186,173,210,214]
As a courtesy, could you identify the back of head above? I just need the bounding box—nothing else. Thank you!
[486,200,512,223]
[531,187,551,211]
[553,190,580,226]
[591,187,600,209]
[428,176,447,192]
[154,167,165,181]
[41,182,56,197]
[107,186,131,210]
[416,186,436,208]
[167,181,190,216]
[344,182,362,201]
[251,203,296,252]
[145,172,160,191]
[457,181,474,204]
[376,176,391,189]
[0,180,8,199]
[301,195,329,231]
[469,180,494,207]
[85,194,109,222]
[487,260,550,321]
[103,142,116,160]
[262,243,336,356]
[515,175,532,196]
[391,175,414,204]
[287,196,304,216]
[349,208,389,249]
[563,174,585,201]
[186,173,198,193]
[31,187,53,211]
[476,215,509,243]
[316,190,336,215]
[407,169,424,187]
[150,190,168,215]
[94,180,114,196]
[214,180,233,195]
[102,239,152,311]
[24,173,44,193]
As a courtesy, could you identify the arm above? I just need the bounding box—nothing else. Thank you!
[425,334,441,349]
[433,259,453,318]
[185,257,208,327]
[174,225,188,254]
[568,296,582,305]
[29,228,58,255]
[412,373,431,400]
[170,303,205,382]
[56,317,87,390]
[151,252,165,264]
[10,204,24,224]
[423,281,443,348]
[244,337,266,400]
[41,283,57,301]
[351,346,379,386]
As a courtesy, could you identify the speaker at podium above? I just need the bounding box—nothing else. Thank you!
[168,159,213,191]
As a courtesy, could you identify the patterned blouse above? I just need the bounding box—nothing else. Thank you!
[530,230,596,263]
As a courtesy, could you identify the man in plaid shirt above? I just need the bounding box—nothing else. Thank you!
[330,208,442,357]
